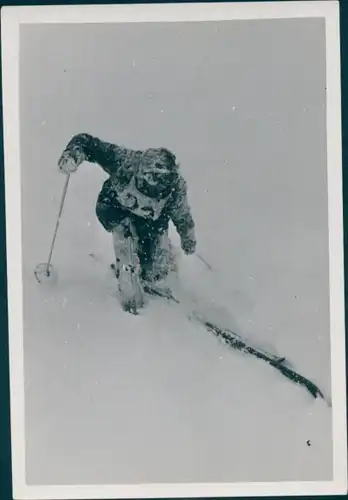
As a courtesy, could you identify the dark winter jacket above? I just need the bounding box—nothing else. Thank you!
[59,133,196,252]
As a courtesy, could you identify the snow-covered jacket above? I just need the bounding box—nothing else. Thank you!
[59,133,196,252]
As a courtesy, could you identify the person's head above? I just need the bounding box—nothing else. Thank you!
[136,147,179,198]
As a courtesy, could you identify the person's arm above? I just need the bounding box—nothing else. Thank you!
[168,176,196,255]
[58,133,127,175]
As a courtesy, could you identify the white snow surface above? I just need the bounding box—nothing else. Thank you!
[22,162,332,486]
[19,19,333,487]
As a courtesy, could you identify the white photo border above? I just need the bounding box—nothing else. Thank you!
[1,1,346,499]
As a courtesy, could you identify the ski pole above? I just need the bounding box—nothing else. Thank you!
[195,252,213,271]
[45,174,70,276]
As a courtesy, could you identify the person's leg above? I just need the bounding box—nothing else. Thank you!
[138,226,176,283]
[111,219,144,312]
[151,231,176,281]
[96,182,144,312]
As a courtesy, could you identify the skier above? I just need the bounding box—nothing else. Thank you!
[57,133,197,313]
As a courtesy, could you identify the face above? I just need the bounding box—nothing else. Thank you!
[142,162,172,186]
[136,149,178,198]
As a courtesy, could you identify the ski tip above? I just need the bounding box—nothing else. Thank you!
[318,391,332,408]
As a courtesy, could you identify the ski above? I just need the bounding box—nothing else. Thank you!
[110,262,328,404]
[140,281,328,404]
[110,263,178,301]
[191,312,327,402]
[143,282,180,303]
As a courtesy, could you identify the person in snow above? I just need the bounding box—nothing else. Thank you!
[57,133,196,313]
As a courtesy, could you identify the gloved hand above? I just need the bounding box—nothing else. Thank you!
[181,234,196,255]
[58,146,86,174]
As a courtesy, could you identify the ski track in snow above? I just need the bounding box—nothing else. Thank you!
[21,163,333,486]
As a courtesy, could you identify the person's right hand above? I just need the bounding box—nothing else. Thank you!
[58,147,85,174]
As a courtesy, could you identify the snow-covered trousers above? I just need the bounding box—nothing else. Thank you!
[96,179,175,282]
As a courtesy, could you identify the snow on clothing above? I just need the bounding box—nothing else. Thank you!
[58,133,196,308]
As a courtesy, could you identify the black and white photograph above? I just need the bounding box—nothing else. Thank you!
[1,1,347,499]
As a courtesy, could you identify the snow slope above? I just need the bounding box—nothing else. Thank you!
[21,161,332,486]
[19,18,333,487]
